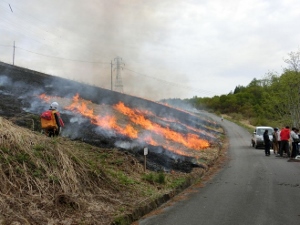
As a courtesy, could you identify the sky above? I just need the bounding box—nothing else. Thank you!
[0,0,299,101]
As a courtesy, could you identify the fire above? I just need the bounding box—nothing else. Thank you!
[38,93,211,156]
[39,93,52,102]
[64,93,138,139]
[128,104,215,140]
[114,102,209,149]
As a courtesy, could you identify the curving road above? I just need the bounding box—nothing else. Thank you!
[137,113,300,225]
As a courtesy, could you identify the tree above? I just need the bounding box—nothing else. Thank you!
[278,49,300,126]
[284,48,300,73]
[233,85,245,94]
[277,71,300,127]
[186,49,300,127]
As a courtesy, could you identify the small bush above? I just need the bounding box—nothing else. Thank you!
[157,172,165,184]
[142,172,165,184]
[168,177,186,189]
[250,117,268,126]
[229,113,243,121]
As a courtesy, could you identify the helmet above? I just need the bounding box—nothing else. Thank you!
[50,102,59,110]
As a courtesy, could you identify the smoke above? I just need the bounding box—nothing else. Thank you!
[0,75,44,113]
[114,140,142,150]
[69,115,88,125]
[23,99,44,113]
[94,126,117,139]
[0,75,12,86]
[61,116,89,139]
[0,62,225,173]
[1,63,219,152]
[1,0,194,101]
[0,75,13,95]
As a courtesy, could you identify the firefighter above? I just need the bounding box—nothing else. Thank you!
[41,102,64,137]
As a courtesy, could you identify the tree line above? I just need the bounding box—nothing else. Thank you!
[188,49,300,128]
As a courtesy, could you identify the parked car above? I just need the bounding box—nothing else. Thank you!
[251,126,274,149]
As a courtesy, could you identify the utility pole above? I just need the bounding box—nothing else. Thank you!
[13,41,15,65]
[113,57,125,93]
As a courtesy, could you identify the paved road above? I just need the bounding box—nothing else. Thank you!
[137,115,300,225]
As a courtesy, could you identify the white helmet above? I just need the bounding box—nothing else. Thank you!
[50,102,59,109]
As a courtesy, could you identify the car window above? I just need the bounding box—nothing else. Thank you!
[257,129,263,135]
[267,129,273,134]
[257,128,273,135]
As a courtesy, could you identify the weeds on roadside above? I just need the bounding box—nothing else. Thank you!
[142,171,166,184]
[168,177,186,189]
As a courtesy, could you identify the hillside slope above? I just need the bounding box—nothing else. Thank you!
[0,61,222,172]
[0,117,223,224]
[0,61,226,224]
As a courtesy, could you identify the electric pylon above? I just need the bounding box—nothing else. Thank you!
[114,57,124,93]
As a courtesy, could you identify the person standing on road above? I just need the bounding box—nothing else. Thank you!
[272,128,279,155]
[290,128,299,158]
[297,128,300,156]
[278,126,290,157]
[277,128,281,155]
[263,129,271,156]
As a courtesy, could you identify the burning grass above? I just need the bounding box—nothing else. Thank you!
[38,93,217,157]
[0,116,224,224]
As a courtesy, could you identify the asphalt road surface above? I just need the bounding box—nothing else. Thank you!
[137,114,300,225]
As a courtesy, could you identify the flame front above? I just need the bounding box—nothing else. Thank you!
[64,93,138,139]
[114,102,209,149]
[38,93,211,156]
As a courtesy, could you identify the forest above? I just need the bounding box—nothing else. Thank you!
[188,49,300,129]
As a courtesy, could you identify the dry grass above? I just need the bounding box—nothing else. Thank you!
[0,116,223,225]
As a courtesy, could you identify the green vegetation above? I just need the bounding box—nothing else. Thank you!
[224,116,253,134]
[108,169,137,185]
[142,171,166,184]
[189,49,300,128]
[168,177,186,189]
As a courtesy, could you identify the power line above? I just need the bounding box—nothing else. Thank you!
[16,46,110,64]
[0,42,220,96]
[0,1,60,43]
[0,2,98,55]
[0,16,56,46]
[8,3,13,12]
[0,44,12,47]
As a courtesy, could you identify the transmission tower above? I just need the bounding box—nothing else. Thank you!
[113,57,125,93]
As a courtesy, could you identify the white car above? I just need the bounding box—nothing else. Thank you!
[251,126,274,149]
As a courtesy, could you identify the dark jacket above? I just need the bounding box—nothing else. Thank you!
[263,131,270,144]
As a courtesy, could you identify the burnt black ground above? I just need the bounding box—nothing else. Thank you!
[0,61,221,173]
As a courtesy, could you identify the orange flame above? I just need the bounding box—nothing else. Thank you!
[64,93,139,139]
[38,93,211,157]
[114,102,209,149]
[39,93,52,102]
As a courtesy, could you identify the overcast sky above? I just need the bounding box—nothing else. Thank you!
[0,0,299,100]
